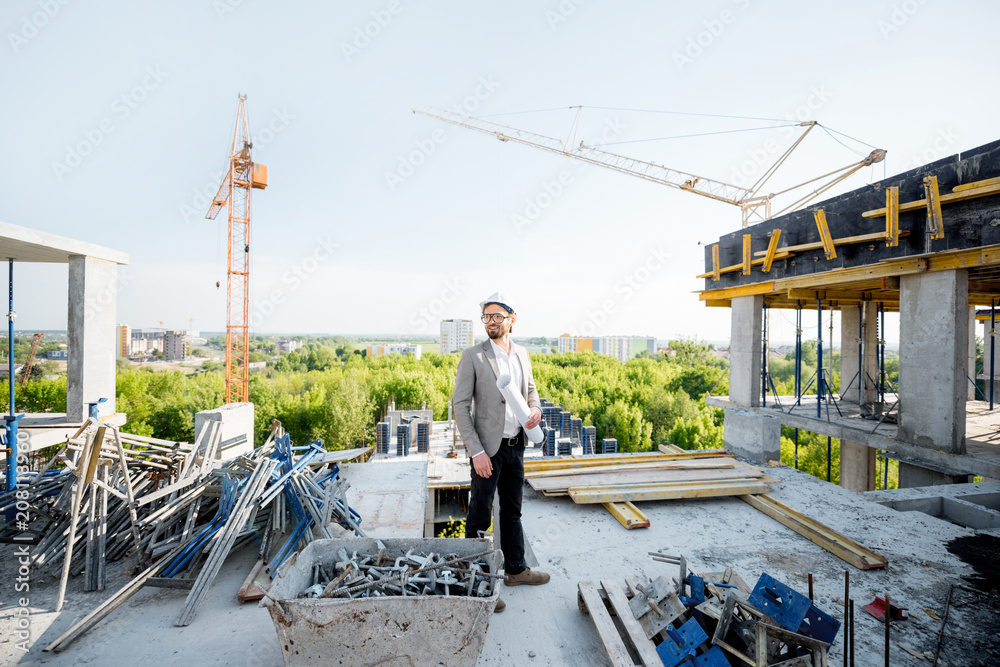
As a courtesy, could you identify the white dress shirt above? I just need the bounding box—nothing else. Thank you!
[489,339,524,438]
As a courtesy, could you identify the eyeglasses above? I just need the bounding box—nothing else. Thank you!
[481,313,510,323]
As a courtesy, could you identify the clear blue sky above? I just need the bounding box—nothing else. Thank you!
[1,0,996,344]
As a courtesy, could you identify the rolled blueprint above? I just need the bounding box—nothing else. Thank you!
[495,374,543,444]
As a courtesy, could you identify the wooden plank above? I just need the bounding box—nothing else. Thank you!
[762,229,782,273]
[525,459,735,479]
[528,460,765,493]
[569,479,771,504]
[577,581,636,667]
[657,444,686,454]
[523,451,728,473]
[603,502,650,529]
[862,180,1000,217]
[739,494,887,570]
[601,580,662,666]
[954,176,1000,192]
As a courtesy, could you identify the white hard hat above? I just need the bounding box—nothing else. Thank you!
[479,291,516,314]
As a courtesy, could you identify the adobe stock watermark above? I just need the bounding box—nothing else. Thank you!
[250,236,338,328]
[7,0,71,54]
[672,0,752,72]
[545,0,586,30]
[510,115,627,235]
[178,107,295,223]
[384,76,501,192]
[408,277,466,333]
[12,432,34,653]
[898,127,958,172]
[213,0,250,20]
[877,0,930,38]
[51,66,169,182]
[728,85,833,189]
[566,245,670,337]
[340,0,403,63]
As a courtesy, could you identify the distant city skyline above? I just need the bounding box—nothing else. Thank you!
[1,1,989,346]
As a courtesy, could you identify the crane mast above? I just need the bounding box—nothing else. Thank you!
[413,107,884,227]
[206,95,267,404]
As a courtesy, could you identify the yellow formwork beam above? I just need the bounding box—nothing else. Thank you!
[885,186,899,247]
[567,478,771,504]
[762,230,782,273]
[602,501,650,529]
[813,209,837,260]
[923,175,945,240]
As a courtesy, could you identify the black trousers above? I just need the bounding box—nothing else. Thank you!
[465,440,527,575]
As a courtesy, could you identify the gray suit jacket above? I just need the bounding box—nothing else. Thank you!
[453,339,541,458]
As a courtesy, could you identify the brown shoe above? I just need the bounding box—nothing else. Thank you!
[504,568,550,586]
[494,597,506,613]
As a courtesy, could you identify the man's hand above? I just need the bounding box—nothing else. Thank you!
[525,407,542,430]
[472,453,493,478]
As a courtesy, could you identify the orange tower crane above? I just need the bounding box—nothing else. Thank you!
[206,95,268,403]
[19,332,43,386]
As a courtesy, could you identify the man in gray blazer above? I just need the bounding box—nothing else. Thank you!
[454,292,550,612]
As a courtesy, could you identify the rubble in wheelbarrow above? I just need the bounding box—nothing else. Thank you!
[578,550,845,667]
[297,542,498,599]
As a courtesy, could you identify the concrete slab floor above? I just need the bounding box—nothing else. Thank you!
[2,465,998,666]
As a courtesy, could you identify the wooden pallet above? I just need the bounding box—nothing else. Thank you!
[578,580,661,667]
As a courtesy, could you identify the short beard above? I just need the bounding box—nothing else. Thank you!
[487,327,503,340]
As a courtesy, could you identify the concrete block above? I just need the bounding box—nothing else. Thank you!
[722,408,780,464]
[729,295,763,407]
[194,402,255,461]
[897,270,967,453]
[898,461,971,488]
[839,440,876,492]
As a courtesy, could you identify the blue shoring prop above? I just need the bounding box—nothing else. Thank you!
[655,617,708,667]
[749,572,813,632]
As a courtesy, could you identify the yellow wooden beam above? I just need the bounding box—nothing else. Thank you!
[954,176,1000,192]
[740,494,888,570]
[742,234,752,275]
[923,175,945,240]
[762,230,782,273]
[602,501,650,529]
[712,244,720,282]
[862,179,1000,218]
[568,478,771,504]
[521,451,722,473]
[885,186,899,247]
[814,209,837,260]
[777,258,928,290]
[698,282,777,301]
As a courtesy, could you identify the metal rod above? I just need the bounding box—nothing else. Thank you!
[932,584,952,667]
[858,305,864,405]
[7,259,12,416]
[794,428,799,470]
[849,598,855,667]
[884,591,890,667]
[984,300,997,414]
[827,436,832,483]
[817,298,823,419]
[879,303,886,403]
[762,303,768,407]
[844,570,850,667]
[807,572,813,600]
[795,303,802,401]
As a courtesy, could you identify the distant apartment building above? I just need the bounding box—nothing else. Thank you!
[558,334,656,363]
[47,349,68,360]
[440,319,474,354]
[118,324,131,358]
[163,330,187,361]
[277,339,303,354]
[367,343,422,361]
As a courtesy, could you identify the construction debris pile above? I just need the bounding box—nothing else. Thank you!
[296,543,497,599]
[0,419,366,653]
[579,552,843,667]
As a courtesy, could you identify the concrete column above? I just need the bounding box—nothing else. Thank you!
[67,256,119,422]
[194,402,255,461]
[729,295,763,407]
[968,307,977,400]
[839,440,876,492]
[839,306,861,404]
[897,270,967,454]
